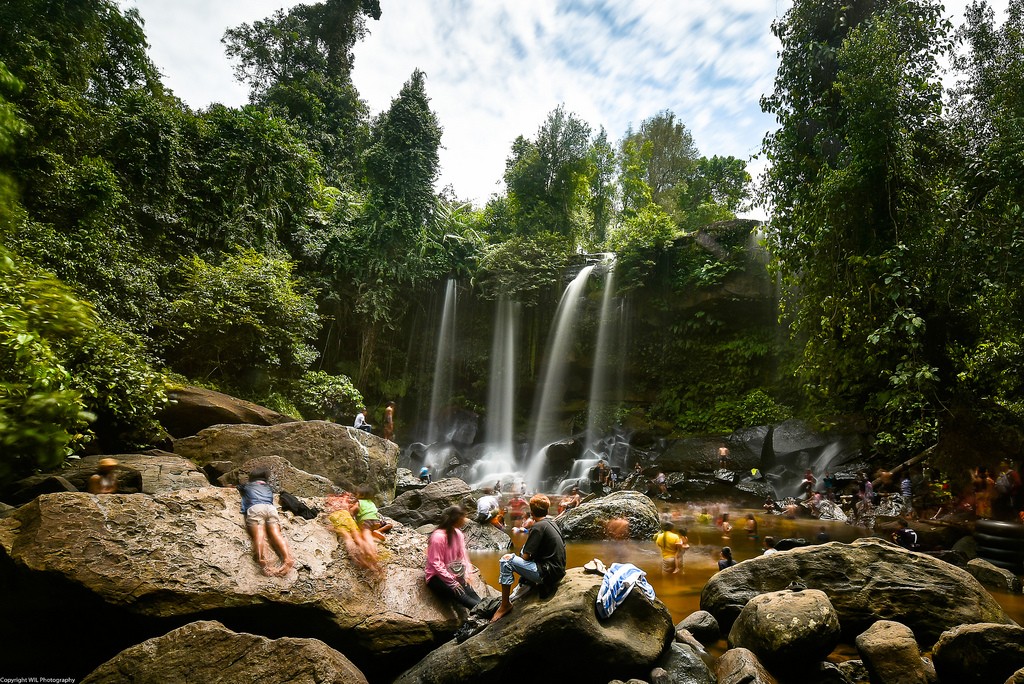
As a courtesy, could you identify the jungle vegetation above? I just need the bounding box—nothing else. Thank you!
[1,0,1022,484]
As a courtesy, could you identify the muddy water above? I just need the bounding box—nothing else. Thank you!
[468,506,1024,627]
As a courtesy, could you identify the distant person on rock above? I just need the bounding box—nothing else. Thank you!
[718,445,730,469]
[382,401,395,442]
[419,465,431,483]
[238,467,295,577]
[492,494,565,622]
[425,506,481,610]
[652,471,668,498]
[557,487,581,516]
[892,518,919,550]
[88,458,119,494]
[354,408,372,433]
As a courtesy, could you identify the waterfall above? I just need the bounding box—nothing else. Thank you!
[524,265,595,490]
[474,296,518,482]
[426,279,458,457]
[585,257,617,452]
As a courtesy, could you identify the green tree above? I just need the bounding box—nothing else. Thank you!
[761,0,951,454]
[621,110,699,214]
[676,155,751,230]
[159,250,319,389]
[223,0,381,181]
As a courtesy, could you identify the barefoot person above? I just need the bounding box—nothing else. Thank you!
[492,494,565,622]
[238,468,295,577]
[425,506,480,609]
[88,458,119,494]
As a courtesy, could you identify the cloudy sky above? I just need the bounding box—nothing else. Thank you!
[124,0,1005,213]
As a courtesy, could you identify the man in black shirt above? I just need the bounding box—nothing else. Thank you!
[492,494,566,622]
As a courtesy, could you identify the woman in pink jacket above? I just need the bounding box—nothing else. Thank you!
[425,505,481,609]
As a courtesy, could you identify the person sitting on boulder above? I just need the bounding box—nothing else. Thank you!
[557,487,581,516]
[492,494,566,622]
[419,464,431,483]
[892,518,919,550]
[762,536,778,557]
[355,485,393,540]
[354,408,373,433]
[88,458,119,494]
[238,468,295,577]
[475,488,502,528]
[425,505,481,610]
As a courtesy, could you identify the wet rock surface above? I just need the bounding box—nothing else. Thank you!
[558,490,660,540]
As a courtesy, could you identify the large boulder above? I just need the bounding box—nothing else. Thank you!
[676,610,720,646]
[173,420,399,503]
[854,620,932,684]
[700,538,1013,646]
[380,478,475,528]
[82,620,368,684]
[158,385,296,438]
[557,490,660,540]
[4,452,209,504]
[0,490,488,681]
[727,589,841,676]
[218,455,336,499]
[393,568,674,684]
[461,521,512,551]
[966,557,1023,593]
[931,623,1024,684]
[652,641,716,684]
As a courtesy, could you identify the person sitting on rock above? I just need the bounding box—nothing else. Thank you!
[892,518,919,550]
[762,536,778,557]
[353,408,373,433]
[475,488,502,528]
[425,505,481,610]
[238,468,295,577]
[355,485,393,540]
[556,487,581,516]
[419,465,431,483]
[88,458,119,494]
[492,494,566,622]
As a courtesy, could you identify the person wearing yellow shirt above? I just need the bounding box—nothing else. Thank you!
[654,522,689,574]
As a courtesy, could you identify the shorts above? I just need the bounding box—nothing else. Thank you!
[360,518,384,531]
[660,557,678,573]
[328,509,360,536]
[245,503,280,526]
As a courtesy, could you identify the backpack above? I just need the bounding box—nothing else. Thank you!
[279,490,320,519]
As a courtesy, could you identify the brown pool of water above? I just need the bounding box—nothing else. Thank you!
[468,507,1024,628]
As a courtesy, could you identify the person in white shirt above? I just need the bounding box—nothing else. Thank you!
[762,536,778,556]
[475,488,501,527]
[354,408,372,433]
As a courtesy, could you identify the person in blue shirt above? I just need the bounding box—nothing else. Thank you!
[238,468,295,577]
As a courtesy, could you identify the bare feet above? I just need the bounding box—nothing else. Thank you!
[260,562,276,577]
[490,602,513,623]
[272,559,295,577]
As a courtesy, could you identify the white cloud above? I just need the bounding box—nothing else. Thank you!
[124,0,1011,209]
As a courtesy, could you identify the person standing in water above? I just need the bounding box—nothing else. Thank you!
[654,522,688,574]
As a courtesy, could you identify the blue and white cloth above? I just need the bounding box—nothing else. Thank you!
[596,562,655,619]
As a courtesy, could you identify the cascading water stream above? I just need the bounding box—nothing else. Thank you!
[473,296,519,484]
[426,279,457,469]
[524,265,594,490]
[585,257,617,454]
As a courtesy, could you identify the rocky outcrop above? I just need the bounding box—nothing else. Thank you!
[396,467,428,494]
[461,520,512,551]
[380,478,475,528]
[557,490,660,540]
[966,557,1023,593]
[173,420,399,503]
[158,385,296,438]
[677,610,720,646]
[932,623,1024,684]
[82,620,368,684]
[854,620,932,684]
[715,648,778,684]
[393,568,674,684]
[218,454,335,499]
[727,589,840,676]
[652,641,716,684]
[4,452,209,504]
[0,490,489,681]
[700,538,1013,646]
